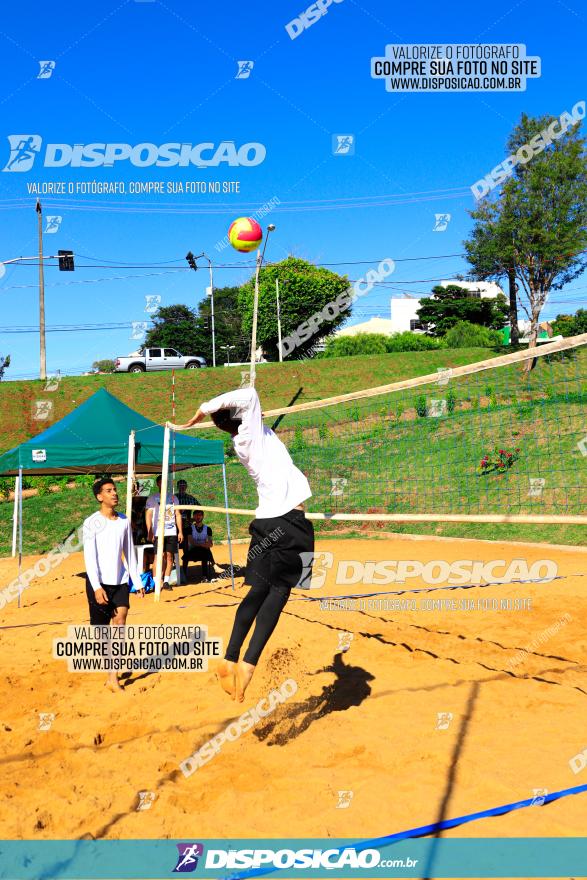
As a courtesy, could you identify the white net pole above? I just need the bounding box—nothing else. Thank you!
[11,472,20,557]
[126,430,135,520]
[154,424,171,602]
[221,461,236,591]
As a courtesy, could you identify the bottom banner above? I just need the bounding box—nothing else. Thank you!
[1,838,587,879]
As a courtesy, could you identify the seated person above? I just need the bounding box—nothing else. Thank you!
[131,508,154,572]
[183,510,216,582]
[176,479,200,562]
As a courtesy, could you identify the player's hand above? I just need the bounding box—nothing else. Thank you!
[178,532,184,544]
[139,588,145,598]
[147,529,154,542]
[94,587,109,605]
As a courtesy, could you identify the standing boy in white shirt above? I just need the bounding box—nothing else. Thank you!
[170,386,314,702]
[83,477,143,693]
[145,475,183,591]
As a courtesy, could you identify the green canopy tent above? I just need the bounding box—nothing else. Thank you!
[0,389,233,601]
[0,388,224,475]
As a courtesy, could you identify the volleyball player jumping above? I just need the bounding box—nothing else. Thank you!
[169,386,314,701]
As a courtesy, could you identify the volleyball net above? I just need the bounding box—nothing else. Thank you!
[167,333,586,526]
[151,333,587,597]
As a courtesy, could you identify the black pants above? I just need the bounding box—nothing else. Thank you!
[184,546,215,577]
[225,509,314,666]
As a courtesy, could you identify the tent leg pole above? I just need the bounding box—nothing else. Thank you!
[126,430,135,520]
[11,473,20,557]
[154,425,171,602]
[17,466,23,609]
[221,461,235,592]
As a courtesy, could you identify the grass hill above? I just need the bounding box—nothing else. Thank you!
[1,347,586,557]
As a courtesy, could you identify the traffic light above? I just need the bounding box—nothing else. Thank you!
[58,250,74,271]
[186,251,198,271]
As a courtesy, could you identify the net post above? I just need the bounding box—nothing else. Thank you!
[17,466,23,609]
[11,471,20,557]
[154,424,171,602]
[221,461,235,591]
[126,430,135,521]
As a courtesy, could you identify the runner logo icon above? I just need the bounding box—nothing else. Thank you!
[173,843,204,872]
[3,135,42,172]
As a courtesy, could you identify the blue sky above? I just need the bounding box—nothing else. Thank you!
[0,0,585,378]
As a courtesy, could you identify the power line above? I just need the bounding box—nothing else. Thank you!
[0,322,133,334]
[0,185,472,215]
[4,248,584,273]
[2,252,467,271]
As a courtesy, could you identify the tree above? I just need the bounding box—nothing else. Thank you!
[551,308,587,337]
[324,333,388,358]
[416,285,508,337]
[238,256,352,360]
[145,305,209,357]
[443,321,503,349]
[197,286,249,363]
[0,355,10,381]
[92,359,116,373]
[465,108,587,361]
[464,191,520,344]
[145,293,249,365]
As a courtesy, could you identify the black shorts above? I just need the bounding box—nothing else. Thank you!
[86,577,130,625]
[153,535,179,554]
[245,508,315,591]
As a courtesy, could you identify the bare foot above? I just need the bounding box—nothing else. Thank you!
[216,660,236,699]
[235,661,255,703]
[105,678,124,693]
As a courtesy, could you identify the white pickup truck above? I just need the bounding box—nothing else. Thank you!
[115,347,206,373]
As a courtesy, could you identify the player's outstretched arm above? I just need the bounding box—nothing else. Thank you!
[167,408,206,431]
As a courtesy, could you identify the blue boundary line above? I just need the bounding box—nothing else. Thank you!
[223,783,587,880]
[290,574,581,602]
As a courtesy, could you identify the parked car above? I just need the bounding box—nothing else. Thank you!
[115,347,206,373]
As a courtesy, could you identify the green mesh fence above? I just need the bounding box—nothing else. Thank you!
[187,344,586,523]
[276,347,587,519]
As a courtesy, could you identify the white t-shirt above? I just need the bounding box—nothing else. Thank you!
[83,511,142,592]
[200,387,312,519]
[145,492,179,537]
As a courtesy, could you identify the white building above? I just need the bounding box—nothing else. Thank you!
[389,280,506,333]
[333,280,508,338]
[439,279,505,299]
[389,298,424,333]
[335,316,396,337]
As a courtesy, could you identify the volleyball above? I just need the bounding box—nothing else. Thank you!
[228,217,263,253]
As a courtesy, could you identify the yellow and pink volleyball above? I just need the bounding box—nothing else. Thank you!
[228,217,263,253]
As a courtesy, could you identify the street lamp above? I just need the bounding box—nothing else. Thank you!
[186,251,216,368]
[250,224,276,386]
[222,344,236,365]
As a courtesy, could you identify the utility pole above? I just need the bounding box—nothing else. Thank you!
[206,256,216,368]
[36,200,46,380]
[186,251,216,367]
[276,278,283,362]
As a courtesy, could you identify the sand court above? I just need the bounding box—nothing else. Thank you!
[1,534,586,845]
